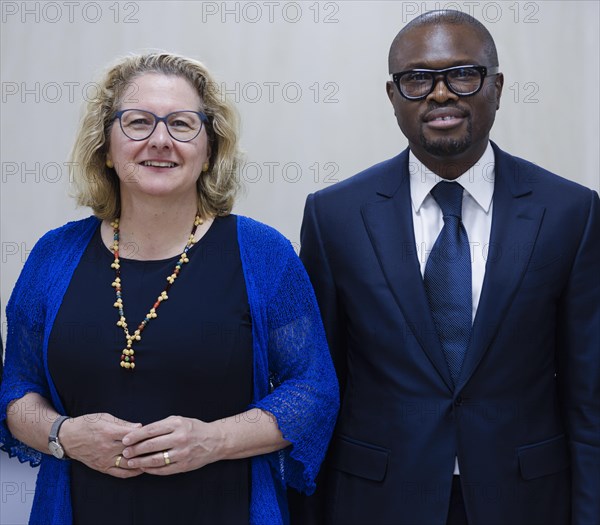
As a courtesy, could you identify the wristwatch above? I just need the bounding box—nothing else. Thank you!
[48,415,70,459]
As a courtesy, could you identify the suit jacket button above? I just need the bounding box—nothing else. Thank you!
[454,396,463,406]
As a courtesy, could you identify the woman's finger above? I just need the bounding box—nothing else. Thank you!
[106,452,144,478]
[127,448,175,470]
[122,435,173,461]
[122,418,175,447]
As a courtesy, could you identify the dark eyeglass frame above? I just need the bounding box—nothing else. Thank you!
[113,109,210,142]
[390,65,500,101]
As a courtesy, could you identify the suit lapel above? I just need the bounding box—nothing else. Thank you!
[361,150,453,390]
[456,144,546,388]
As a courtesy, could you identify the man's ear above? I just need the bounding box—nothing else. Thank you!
[386,80,395,104]
[494,72,504,110]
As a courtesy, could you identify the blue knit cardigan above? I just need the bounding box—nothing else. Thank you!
[0,215,339,525]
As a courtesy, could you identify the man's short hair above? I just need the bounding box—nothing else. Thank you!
[388,10,499,72]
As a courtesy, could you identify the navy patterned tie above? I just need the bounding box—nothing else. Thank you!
[424,182,472,384]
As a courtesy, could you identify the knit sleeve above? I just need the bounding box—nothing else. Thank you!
[0,232,55,466]
[1,217,97,467]
[252,238,339,495]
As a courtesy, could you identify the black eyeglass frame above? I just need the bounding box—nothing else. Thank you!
[113,109,210,142]
[390,65,500,101]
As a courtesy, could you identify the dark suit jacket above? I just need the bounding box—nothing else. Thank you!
[297,143,600,525]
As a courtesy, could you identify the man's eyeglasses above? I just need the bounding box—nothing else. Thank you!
[113,109,209,142]
[390,65,500,101]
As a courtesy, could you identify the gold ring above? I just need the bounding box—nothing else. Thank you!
[163,451,171,465]
[115,455,122,468]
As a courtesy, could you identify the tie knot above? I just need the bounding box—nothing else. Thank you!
[431,182,464,219]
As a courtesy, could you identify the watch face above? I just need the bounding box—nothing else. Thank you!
[48,440,65,459]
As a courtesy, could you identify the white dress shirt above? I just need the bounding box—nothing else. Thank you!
[409,142,495,321]
[408,142,496,474]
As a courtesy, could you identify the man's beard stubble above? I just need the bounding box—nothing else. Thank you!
[420,119,472,157]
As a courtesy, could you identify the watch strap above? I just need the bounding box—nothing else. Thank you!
[49,415,70,444]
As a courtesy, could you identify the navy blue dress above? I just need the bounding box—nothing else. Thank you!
[49,215,253,525]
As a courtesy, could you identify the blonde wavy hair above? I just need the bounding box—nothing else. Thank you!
[70,52,241,220]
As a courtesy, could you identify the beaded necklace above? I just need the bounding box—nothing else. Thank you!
[110,214,203,370]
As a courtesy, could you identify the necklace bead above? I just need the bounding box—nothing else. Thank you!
[111,214,202,370]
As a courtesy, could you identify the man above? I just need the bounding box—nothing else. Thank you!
[297,10,599,525]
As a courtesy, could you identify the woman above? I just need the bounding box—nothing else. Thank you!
[0,53,338,525]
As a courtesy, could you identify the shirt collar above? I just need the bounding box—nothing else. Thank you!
[409,142,495,213]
